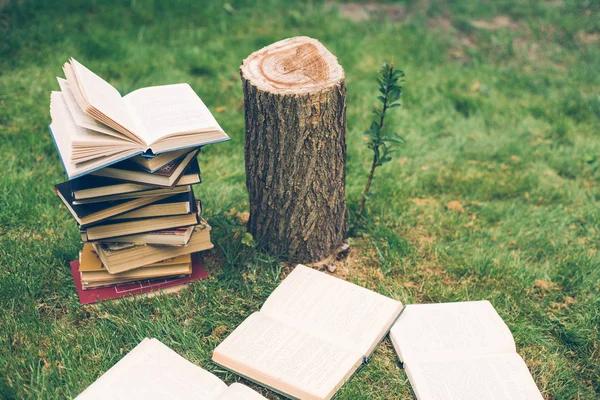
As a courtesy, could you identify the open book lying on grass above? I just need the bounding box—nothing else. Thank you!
[76,338,266,399]
[390,300,544,400]
[49,58,229,179]
[212,265,403,400]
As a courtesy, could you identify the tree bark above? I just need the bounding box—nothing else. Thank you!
[241,36,347,263]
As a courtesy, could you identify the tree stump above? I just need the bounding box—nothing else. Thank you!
[241,36,347,263]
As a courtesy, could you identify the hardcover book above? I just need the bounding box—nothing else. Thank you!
[70,161,199,200]
[80,200,199,241]
[130,148,192,172]
[69,253,208,305]
[78,245,192,290]
[72,185,191,205]
[92,220,212,274]
[89,149,200,187]
[49,58,229,179]
[54,180,176,226]
[81,263,191,290]
[94,226,196,246]
[79,246,191,272]
[105,191,195,220]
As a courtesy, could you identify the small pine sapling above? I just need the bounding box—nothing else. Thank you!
[357,62,405,219]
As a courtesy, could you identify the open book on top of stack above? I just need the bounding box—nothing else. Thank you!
[48,58,225,304]
[50,58,229,180]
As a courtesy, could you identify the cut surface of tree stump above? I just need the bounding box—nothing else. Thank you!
[241,36,347,263]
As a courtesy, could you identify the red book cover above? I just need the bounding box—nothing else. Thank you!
[69,253,209,305]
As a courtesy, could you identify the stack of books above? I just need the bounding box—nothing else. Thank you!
[48,58,229,304]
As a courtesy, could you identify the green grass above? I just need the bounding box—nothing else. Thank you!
[1,0,599,398]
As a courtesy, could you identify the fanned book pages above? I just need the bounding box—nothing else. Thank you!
[75,338,267,399]
[49,58,229,179]
[389,301,544,400]
[212,265,403,400]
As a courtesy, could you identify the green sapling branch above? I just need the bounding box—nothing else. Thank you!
[357,62,405,219]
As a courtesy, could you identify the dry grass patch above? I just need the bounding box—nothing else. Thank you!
[329,2,407,22]
[470,16,520,31]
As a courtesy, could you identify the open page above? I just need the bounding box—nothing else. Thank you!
[260,265,403,356]
[405,352,543,400]
[72,147,136,164]
[389,301,516,364]
[51,92,124,153]
[56,78,131,140]
[213,312,363,400]
[123,83,223,144]
[76,338,228,400]
[69,58,141,140]
[49,92,75,169]
[218,383,268,400]
[49,92,141,179]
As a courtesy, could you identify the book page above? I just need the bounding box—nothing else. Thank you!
[76,338,228,400]
[72,147,136,164]
[405,352,543,400]
[70,58,140,138]
[50,92,138,159]
[213,312,362,400]
[260,265,403,356]
[57,78,130,140]
[123,83,222,144]
[218,383,267,400]
[389,301,516,364]
[49,92,75,167]
[50,92,139,179]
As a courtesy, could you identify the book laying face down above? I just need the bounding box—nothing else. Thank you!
[49,58,229,179]
[212,264,404,400]
[75,338,267,399]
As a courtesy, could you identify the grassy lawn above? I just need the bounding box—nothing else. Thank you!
[1,0,599,398]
